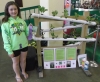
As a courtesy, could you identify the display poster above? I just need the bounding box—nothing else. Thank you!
[43,47,76,69]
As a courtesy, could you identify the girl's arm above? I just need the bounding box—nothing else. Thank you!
[1,24,13,55]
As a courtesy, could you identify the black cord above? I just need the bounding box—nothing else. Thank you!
[28,14,32,24]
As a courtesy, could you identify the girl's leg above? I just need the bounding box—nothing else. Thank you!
[12,56,23,82]
[20,51,28,79]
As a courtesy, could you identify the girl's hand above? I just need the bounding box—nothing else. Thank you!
[9,54,14,58]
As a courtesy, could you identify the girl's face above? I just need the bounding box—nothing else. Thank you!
[8,5,18,18]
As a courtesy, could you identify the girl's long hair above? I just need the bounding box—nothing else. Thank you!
[2,1,21,23]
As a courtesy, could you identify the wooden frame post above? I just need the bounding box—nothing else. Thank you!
[80,11,90,54]
[34,18,43,77]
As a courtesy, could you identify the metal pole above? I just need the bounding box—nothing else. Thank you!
[93,25,99,61]
[90,25,99,67]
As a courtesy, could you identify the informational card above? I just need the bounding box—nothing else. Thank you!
[66,47,77,60]
[55,48,65,61]
[43,49,54,62]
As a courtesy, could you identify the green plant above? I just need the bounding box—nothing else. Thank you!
[73,33,77,39]
[94,17,100,25]
[52,10,58,16]
[62,9,68,18]
[85,36,92,39]
[72,29,77,39]
[86,16,91,21]
[71,13,79,26]
[86,16,95,22]
[63,33,68,39]
[50,24,54,29]
[67,41,75,44]
[28,41,37,48]
[73,22,76,26]
[38,5,48,14]
[50,24,58,39]
[64,28,77,45]
[74,12,79,20]
[50,32,58,39]
[95,20,100,25]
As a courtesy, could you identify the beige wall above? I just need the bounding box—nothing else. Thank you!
[49,0,64,17]
[23,0,39,7]
[0,0,14,12]
[21,0,40,19]
[0,0,39,12]
[48,0,64,46]
[49,0,64,28]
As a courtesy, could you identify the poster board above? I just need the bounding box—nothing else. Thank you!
[43,47,77,69]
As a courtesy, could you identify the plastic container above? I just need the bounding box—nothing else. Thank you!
[84,61,89,70]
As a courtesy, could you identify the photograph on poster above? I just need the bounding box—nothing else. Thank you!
[66,61,71,67]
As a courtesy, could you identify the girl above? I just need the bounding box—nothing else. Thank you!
[1,1,29,82]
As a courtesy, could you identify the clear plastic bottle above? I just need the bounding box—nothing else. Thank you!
[84,61,89,70]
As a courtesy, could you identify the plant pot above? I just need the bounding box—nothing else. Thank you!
[52,37,54,39]
[74,36,77,39]
[64,37,67,39]
[42,36,44,39]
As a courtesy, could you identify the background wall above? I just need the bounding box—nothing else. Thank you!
[48,0,64,46]
[40,0,49,38]
[0,0,40,12]
[0,0,14,12]
[23,0,40,7]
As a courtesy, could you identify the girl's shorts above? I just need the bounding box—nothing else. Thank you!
[13,47,28,57]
